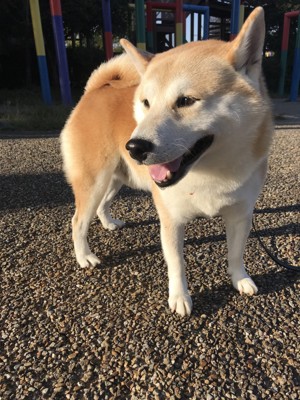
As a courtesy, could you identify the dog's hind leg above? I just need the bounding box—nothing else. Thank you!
[224,211,258,295]
[72,172,113,268]
[97,176,125,230]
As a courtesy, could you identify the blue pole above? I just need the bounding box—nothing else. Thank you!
[290,15,300,101]
[203,8,209,40]
[290,48,300,101]
[183,5,210,40]
[49,0,72,105]
[230,0,240,40]
[37,57,52,104]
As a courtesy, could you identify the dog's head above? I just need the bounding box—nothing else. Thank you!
[121,7,269,188]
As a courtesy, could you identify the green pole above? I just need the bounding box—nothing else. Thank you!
[278,51,288,96]
[135,0,146,50]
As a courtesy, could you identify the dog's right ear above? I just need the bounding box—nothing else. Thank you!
[120,39,154,75]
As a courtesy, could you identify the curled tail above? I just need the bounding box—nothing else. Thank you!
[84,53,141,92]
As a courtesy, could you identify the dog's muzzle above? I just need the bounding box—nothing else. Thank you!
[126,135,214,188]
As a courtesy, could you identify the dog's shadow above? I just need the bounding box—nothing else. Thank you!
[97,203,299,311]
[98,229,299,319]
[191,269,300,319]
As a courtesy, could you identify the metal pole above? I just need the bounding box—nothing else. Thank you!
[29,0,52,104]
[135,0,146,50]
[175,0,183,46]
[102,0,113,60]
[49,0,72,105]
[290,14,300,101]
[278,14,290,96]
[230,0,240,41]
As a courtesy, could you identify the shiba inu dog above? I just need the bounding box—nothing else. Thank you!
[61,7,273,316]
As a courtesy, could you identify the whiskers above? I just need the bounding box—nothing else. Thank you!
[155,138,192,163]
[173,138,192,154]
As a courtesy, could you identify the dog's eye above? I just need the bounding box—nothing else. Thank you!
[176,96,196,108]
[142,99,150,108]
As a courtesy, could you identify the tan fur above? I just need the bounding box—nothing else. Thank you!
[62,65,148,187]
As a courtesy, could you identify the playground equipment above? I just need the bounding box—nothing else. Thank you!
[29,0,52,105]
[29,0,242,104]
[49,0,72,105]
[135,0,245,53]
[135,0,147,50]
[35,0,300,106]
[29,0,247,103]
[145,2,209,52]
[230,0,242,40]
[102,0,113,59]
[278,10,300,101]
[29,0,72,105]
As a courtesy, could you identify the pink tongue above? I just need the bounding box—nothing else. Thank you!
[149,157,182,182]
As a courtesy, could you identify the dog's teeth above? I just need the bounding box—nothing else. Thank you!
[166,171,172,180]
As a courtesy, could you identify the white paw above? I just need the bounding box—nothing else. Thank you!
[77,253,101,268]
[168,293,193,317]
[235,277,258,295]
[101,218,125,231]
[105,219,125,231]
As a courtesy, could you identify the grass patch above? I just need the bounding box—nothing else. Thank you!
[0,88,75,131]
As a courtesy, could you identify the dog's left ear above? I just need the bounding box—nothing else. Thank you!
[120,39,154,76]
[227,7,265,86]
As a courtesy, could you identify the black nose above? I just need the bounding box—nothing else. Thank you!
[125,139,153,163]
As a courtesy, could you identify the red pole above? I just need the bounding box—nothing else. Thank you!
[175,0,183,45]
[281,14,291,52]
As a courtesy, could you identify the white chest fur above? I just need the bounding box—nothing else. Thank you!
[157,160,266,224]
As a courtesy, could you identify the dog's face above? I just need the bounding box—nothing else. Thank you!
[122,7,267,187]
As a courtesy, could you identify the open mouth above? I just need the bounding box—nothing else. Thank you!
[149,135,214,188]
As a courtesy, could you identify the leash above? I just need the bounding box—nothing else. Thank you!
[252,218,300,272]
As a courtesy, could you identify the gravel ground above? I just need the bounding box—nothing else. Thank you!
[0,124,299,400]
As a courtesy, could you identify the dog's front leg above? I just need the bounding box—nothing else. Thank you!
[224,211,258,295]
[156,201,192,316]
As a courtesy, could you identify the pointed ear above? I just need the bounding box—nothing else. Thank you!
[227,7,265,85]
[120,38,154,75]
